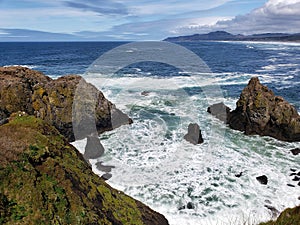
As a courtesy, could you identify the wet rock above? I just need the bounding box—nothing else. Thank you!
[207,102,231,123]
[291,148,300,155]
[235,172,243,178]
[96,162,115,173]
[141,91,150,96]
[228,77,300,142]
[264,205,280,219]
[186,202,195,209]
[101,173,112,180]
[84,134,105,160]
[178,205,186,210]
[287,184,296,187]
[292,176,300,181]
[290,173,297,176]
[184,123,204,145]
[256,175,268,185]
[0,118,8,126]
[290,168,297,172]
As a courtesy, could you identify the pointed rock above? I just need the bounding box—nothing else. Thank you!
[184,123,204,145]
[228,77,300,142]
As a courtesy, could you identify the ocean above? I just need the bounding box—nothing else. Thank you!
[1,41,299,225]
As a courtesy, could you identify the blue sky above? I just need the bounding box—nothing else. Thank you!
[0,0,300,41]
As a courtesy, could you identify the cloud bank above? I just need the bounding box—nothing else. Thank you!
[176,0,300,35]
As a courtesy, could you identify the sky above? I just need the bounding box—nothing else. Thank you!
[0,0,300,41]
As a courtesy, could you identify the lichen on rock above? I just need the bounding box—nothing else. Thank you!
[0,114,169,225]
[208,77,300,142]
[0,66,132,142]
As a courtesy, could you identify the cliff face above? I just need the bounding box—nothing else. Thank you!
[228,77,300,141]
[0,114,168,225]
[0,66,132,142]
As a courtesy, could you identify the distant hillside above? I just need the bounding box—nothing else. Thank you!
[164,31,300,42]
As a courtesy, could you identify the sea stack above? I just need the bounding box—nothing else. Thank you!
[209,77,300,142]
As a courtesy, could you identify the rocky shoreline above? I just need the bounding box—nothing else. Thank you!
[0,67,299,224]
[0,67,168,225]
[208,77,300,142]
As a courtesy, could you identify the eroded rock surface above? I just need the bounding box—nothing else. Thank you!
[0,66,132,142]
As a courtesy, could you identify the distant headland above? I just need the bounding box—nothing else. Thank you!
[164,31,300,42]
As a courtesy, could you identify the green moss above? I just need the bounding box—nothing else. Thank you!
[0,115,162,225]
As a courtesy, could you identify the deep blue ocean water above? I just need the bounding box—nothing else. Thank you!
[0,41,299,109]
[1,41,300,225]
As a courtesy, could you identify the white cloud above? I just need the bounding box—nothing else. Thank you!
[173,0,300,35]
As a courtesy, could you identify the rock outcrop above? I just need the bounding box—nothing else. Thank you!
[259,205,300,225]
[184,123,204,145]
[207,102,231,123]
[0,66,132,142]
[208,77,300,142]
[0,114,169,225]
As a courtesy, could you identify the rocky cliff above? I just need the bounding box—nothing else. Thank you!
[0,66,132,142]
[0,113,168,225]
[208,77,300,142]
[228,77,300,141]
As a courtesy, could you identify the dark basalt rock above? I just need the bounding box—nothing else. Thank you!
[256,175,268,185]
[0,66,132,142]
[186,202,195,209]
[291,148,300,155]
[207,102,231,123]
[264,205,280,219]
[228,77,300,142]
[84,134,105,160]
[235,172,243,178]
[292,176,300,181]
[141,91,150,96]
[287,184,296,187]
[184,123,204,145]
[208,77,300,142]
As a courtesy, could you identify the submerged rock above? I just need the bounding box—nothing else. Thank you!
[0,114,169,225]
[184,123,204,145]
[0,66,132,142]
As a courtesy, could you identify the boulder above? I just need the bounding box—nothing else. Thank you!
[207,102,231,123]
[184,123,204,145]
[256,175,268,185]
[84,134,105,160]
[291,148,300,155]
[0,66,132,142]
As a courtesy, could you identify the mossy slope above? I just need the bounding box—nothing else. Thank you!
[0,114,168,225]
[259,206,300,225]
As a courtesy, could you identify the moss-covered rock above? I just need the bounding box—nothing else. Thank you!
[0,66,132,142]
[0,114,168,225]
[228,77,300,141]
[259,205,300,225]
